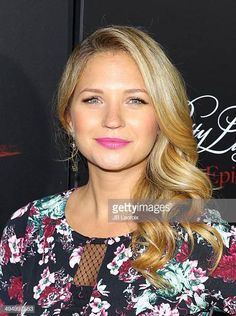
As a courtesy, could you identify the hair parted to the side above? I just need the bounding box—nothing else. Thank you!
[56,25,223,288]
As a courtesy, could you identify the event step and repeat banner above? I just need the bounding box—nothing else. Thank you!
[79,0,236,199]
[0,0,71,233]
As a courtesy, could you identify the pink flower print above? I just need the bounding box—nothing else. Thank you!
[26,224,34,236]
[59,282,72,302]
[29,205,39,216]
[107,236,121,245]
[91,309,108,316]
[153,303,179,315]
[42,217,61,240]
[42,217,52,225]
[92,289,101,298]
[176,241,189,262]
[107,260,119,275]
[0,298,8,316]
[90,297,111,315]
[114,244,126,256]
[230,226,236,242]
[189,266,207,281]
[1,242,11,264]
[119,260,140,283]
[189,266,207,292]
[119,260,131,277]
[8,235,25,263]
[223,296,236,315]
[8,276,24,304]
[99,308,109,316]
[211,243,236,282]
[176,290,193,305]
[42,218,55,238]
[44,225,55,239]
[10,205,29,219]
[107,244,131,276]
[126,301,136,311]
[38,286,60,308]
[96,279,110,297]
[229,241,236,255]
[69,246,84,268]
[33,266,55,300]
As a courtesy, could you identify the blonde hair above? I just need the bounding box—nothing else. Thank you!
[57,25,223,288]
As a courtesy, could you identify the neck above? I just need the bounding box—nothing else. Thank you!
[80,161,145,223]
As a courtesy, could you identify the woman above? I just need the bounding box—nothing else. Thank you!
[0,25,235,315]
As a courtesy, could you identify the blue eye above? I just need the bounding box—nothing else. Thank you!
[128,98,147,104]
[82,97,101,104]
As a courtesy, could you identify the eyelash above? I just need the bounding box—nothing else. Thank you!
[128,97,147,104]
[82,97,100,104]
[82,97,148,105]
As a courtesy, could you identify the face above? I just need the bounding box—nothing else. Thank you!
[68,51,159,172]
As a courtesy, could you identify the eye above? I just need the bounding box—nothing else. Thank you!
[82,96,101,104]
[127,97,148,105]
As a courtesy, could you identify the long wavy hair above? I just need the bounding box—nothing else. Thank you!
[56,25,223,288]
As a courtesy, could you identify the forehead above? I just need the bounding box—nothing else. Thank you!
[85,51,138,69]
[77,51,145,86]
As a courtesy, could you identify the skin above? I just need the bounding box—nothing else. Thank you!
[65,51,159,237]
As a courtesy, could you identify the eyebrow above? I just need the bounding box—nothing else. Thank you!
[79,88,149,95]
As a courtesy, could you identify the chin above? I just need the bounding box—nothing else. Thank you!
[89,159,132,172]
[99,164,130,172]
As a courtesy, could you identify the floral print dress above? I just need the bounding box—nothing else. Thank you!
[0,189,236,316]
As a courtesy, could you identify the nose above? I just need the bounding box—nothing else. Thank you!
[101,103,125,129]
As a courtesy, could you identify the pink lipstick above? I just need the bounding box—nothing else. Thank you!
[95,137,131,149]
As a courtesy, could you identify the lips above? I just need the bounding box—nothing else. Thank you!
[95,137,131,149]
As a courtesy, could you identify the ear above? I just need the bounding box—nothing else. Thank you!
[65,112,74,136]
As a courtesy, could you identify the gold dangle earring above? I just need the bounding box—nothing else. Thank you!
[71,139,78,173]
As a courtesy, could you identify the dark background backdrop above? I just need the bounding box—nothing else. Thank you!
[1,0,235,234]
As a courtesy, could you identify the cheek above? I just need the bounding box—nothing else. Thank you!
[150,120,159,139]
[69,109,98,135]
[133,114,159,142]
[145,111,159,138]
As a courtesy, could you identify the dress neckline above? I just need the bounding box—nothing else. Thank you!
[62,188,135,243]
